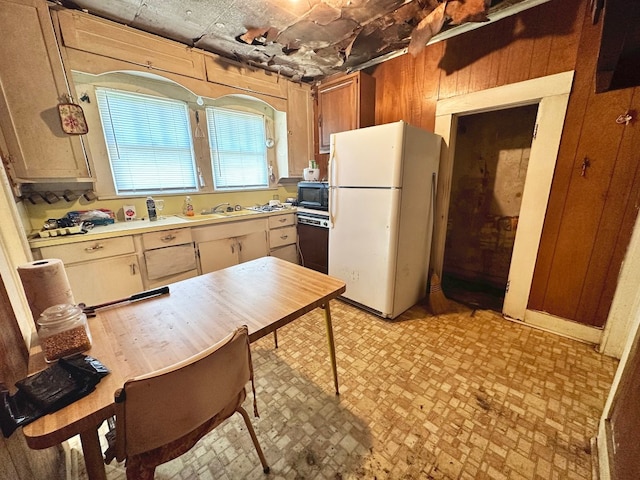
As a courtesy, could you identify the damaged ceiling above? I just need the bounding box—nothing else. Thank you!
[58,0,544,82]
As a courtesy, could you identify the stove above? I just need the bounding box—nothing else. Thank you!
[247,204,290,213]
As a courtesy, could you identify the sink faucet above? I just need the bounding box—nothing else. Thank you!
[211,202,230,214]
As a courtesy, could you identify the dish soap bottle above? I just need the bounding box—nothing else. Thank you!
[183,196,194,217]
[146,196,157,221]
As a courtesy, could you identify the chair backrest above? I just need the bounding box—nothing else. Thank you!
[115,325,252,458]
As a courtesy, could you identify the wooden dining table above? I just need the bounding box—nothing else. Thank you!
[22,256,346,480]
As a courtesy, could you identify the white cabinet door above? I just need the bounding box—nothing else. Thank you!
[238,231,268,264]
[271,244,298,264]
[0,0,90,180]
[198,238,238,274]
[65,254,143,306]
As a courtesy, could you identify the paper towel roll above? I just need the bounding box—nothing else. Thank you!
[18,258,75,327]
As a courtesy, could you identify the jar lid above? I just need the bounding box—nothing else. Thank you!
[38,303,84,327]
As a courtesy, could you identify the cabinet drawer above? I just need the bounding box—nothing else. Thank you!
[40,236,135,264]
[269,225,297,249]
[142,228,193,250]
[269,213,296,229]
[144,244,197,280]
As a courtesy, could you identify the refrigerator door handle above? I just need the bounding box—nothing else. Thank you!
[329,137,337,227]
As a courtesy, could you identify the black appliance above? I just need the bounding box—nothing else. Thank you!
[297,211,329,274]
[297,181,328,211]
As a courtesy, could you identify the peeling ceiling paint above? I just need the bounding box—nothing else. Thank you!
[59,0,542,82]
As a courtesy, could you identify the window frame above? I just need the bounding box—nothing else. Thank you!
[206,106,270,192]
[95,87,199,196]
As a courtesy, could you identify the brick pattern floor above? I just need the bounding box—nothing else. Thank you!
[77,299,619,479]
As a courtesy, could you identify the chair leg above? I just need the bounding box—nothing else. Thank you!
[236,406,270,474]
[273,329,278,348]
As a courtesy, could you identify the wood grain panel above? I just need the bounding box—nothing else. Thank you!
[545,0,586,75]
[542,86,632,320]
[590,88,640,326]
[528,6,594,309]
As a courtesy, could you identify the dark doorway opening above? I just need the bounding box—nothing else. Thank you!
[442,104,538,312]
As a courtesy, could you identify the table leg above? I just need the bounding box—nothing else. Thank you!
[273,329,278,348]
[80,428,107,480]
[323,302,340,395]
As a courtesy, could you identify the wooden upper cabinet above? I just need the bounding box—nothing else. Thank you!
[285,82,314,178]
[316,71,375,154]
[56,9,206,80]
[0,0,91,181]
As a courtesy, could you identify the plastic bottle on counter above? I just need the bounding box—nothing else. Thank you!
[183,196,194,216]
[146,196,157,221]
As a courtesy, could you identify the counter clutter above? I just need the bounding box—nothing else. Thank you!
[29,206,300,307]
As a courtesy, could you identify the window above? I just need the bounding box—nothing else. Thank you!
[206,107,268,190]
[96,89,198,195]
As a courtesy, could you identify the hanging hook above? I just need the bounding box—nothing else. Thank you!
[615,111,633,125]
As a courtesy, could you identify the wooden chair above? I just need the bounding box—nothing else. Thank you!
[107,325,269,479]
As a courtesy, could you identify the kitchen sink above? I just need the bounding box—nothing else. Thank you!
[175,208,257,220]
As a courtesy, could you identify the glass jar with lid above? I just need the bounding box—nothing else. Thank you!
[37,304,92,362]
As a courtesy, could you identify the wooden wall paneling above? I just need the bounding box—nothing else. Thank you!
[542,85,633,320]
[414,42,443,131]
[544,0,586,76]
[503,6,538,86]
[587,88,640,326]
[373,57,399,124]
[528,5,598,310]
[494,17,518,88]
[467,26,499,94]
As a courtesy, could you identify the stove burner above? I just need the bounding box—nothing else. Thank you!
[248,204,287,213]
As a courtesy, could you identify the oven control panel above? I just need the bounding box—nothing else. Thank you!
[297,212,329,228]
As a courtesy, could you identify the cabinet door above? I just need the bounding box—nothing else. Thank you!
[271,244,299,265]
[238,231,268,264]
[198,238,238,274]
[0,0,90,180]
[316,71,375,154]
[286,82,313,177]
[317,75,358,154]
[64,254,143,306]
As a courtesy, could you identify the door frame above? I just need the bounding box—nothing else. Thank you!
[432,71,573,322]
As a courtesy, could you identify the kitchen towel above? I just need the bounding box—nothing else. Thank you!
[17,258,75,327]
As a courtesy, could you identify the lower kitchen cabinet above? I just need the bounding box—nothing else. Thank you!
[139,228,198,288]
[268,213,298,264]
[198,231,267,274]
[271,244,298,264]
[36,236,143,306]
[64,254,143,306]
[194,219,268,275]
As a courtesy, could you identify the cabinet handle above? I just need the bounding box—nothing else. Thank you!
[280,234,289,240]
[85,244,104,252]
[130,263,137,275]
[278,218,287,223]
[231,244,235,254]
[161,234,176,242]
[238,242,243,252]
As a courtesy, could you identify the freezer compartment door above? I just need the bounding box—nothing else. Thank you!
[329,121,406,188]
[328,187,400,316]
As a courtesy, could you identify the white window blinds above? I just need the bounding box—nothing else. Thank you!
[206,107,268,190]
[96,89,198,194]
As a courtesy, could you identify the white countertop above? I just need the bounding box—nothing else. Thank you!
[29,208,297,249]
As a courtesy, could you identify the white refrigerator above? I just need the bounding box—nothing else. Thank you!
[328,121,441,318]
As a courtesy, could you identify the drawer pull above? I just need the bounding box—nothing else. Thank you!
[131,263,137,275]
[161,234,176,242]
[85,244,104,252]
[280,234,289,240]
[278,218,287,223]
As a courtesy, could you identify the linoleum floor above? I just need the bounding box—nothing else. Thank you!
[75,299,619,479]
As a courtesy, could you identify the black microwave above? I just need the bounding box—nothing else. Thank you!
[297,181,329,211]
